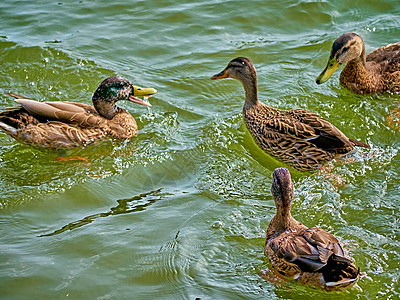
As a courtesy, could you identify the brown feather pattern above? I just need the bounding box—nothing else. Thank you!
[212,57,369,171]
[326,33,399,94]
[265,168,362,290]
[0,103,137,149]
[0,77,145,149]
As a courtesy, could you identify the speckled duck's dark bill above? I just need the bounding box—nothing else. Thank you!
[211,70,229,80]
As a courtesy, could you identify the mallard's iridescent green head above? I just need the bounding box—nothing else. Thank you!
[316,33,365,84]
[271,167,294,209]
[211,57,257,83]
[92,76,157,120]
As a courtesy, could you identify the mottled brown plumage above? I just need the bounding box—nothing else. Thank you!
[265,168,362,290]
[316,32,400,94]
[0,76,156,149]
[211,57,369,171]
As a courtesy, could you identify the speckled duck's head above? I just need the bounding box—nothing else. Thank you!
[211,57,257,83]
[211,57,259,104]
[271,167,294,210]
[316,33,365,84]
[92,76,156,120]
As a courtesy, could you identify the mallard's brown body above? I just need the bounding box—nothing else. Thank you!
[0,100,137,149]
[0,76,156,149]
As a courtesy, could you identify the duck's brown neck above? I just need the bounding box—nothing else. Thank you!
[240,73,259,106]
[340,46,381,93]
[276,206,298,229]
[345,47,368,74]
[93,98,119,120]
[266,206,301,240]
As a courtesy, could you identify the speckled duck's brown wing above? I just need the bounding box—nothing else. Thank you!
[288,108,369,150]
[248,107,351,149]
[367,42,400,92]
[267,228,344,272]
[266,227,360,289]
[245,105,368,171]
[366,42,400,68]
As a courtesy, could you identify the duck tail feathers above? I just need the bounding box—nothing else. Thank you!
[0,121,18,135]
[6,93,30,100]
[349,138,370,149]
[325,276,358,287]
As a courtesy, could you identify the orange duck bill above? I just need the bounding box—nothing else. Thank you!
[211,69,229,80]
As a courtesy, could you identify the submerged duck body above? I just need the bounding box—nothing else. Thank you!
[316,32,400,94]
[0,76,156,149]
[211,57,369,171]
[265,167,362,290]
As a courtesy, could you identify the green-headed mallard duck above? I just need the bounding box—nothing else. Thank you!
[265,167,363,290]
[316,32,400,94]
[0,76,157,149]
[211,57,369,171]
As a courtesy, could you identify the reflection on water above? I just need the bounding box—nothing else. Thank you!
[40,189,165,236]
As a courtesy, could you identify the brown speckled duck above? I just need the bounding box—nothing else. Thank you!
[0,76,156,149]
[316,32,400,94]
[211,57,369,171]
[265,167,363,290]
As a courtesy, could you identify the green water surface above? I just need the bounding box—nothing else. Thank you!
[0,0,399,299]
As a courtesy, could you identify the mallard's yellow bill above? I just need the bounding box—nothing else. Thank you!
[132,85,157,97]
[130,85,157,107]
[316,58,340,84]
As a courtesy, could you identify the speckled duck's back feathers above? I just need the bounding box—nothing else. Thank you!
[367,42,400,93]
[367,42,400,66]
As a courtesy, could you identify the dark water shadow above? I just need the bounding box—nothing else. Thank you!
[39,188,165,237]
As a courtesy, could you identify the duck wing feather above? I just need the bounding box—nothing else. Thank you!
[287,109,356,150]
[16,99,103,128]
[269,227,346,273]
[366,42,400,68]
